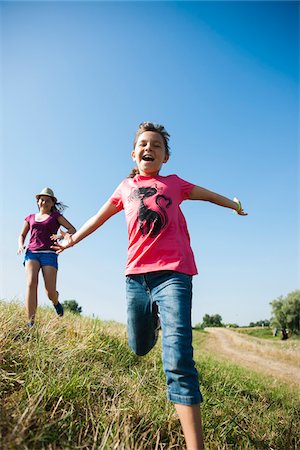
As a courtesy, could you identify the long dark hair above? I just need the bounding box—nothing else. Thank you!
[52,202,68,213]
[128,121,170,178]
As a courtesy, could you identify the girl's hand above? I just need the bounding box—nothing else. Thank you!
[50,229,66,241]
[50,233,74,254]
[17,245,26,255]
[50,233,61,241]
[233,198,248,216]
[237,207,247,216]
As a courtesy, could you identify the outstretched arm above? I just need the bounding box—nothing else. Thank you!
[189,186,247,215]
[51,200,120,253]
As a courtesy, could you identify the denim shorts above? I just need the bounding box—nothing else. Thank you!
[126,270,202,405]
[24,250,58,270]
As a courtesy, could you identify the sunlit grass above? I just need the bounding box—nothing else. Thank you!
[236,326,300,341]
[1,300,300,449]
[194,331,300,449]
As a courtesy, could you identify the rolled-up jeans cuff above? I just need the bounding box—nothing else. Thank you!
[168,391,203,405]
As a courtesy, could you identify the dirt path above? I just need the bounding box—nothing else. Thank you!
[204,328,300,386]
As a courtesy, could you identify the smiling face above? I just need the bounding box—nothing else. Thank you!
[131,131,169,177]
[37,195,55,214]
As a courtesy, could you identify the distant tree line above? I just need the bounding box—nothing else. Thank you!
[194,313,268,329]
[194,290,300,335]
[248,319,270,327]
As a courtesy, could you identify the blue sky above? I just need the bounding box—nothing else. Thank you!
[1,1,299,326]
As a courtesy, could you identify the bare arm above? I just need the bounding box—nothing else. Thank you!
[51,200,120,253]
[50,216,77,241]
[18,221,30,254]
[189,186,247,215]
[58,216,76,235]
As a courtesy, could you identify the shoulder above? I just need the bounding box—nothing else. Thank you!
[116,177,131,186]
[116,177,136,192]
[110,178,130,201]
[25,213,34,222]
[51,211,62,220]
[160,174,195,198]
[166,174,194,185]
[159,174,184,184]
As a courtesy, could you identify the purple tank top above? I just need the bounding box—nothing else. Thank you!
[25,212,61,251]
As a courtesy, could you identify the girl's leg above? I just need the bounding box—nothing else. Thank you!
[149,272,204,449]
[25,260,40,322]
[41,265,58,304]
[126,275,157,356]
[175,404,204,450]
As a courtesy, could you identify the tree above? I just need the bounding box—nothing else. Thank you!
[270,290,300,335]
[62,300,82,315]
[196,313,223,329]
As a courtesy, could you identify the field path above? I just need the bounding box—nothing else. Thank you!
[204,328,300,386]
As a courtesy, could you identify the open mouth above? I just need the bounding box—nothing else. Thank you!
[142,155,154,161]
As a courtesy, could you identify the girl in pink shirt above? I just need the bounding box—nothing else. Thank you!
[53,122,247,450]
[18,187,76,327]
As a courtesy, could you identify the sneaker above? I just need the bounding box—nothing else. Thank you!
[54,301,64,317]
[27,321,35,328]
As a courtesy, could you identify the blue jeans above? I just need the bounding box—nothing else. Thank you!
[126,270,202,405]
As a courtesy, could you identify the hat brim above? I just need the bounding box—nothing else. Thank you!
[36,194,57,203]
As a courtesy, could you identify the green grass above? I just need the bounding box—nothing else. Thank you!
[235,327,278,339]
[193,331,300,449]
[235,327,300,340]
[1,301,300,449]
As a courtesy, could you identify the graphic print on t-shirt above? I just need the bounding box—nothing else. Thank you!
[129,186,172,237]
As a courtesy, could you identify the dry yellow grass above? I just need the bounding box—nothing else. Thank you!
[2,301,300,449]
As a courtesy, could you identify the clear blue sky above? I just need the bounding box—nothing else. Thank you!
[1,1,299,326]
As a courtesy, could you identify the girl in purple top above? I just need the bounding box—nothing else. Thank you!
[52,122,247,450]
[18,187,76,327]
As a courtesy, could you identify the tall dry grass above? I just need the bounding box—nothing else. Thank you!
[1,300,300,449]
[1,300,182,449]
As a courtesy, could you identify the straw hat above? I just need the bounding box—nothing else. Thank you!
[35,187,57,203]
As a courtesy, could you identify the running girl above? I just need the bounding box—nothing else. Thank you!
[52,122,247,450]
[18,187,76,327]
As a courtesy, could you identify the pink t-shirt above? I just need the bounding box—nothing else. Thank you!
[25,211,61,251]
[110,174,198,276]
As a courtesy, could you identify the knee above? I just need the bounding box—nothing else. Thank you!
[132,349,149,357]
[128,339,153,356]
[127,320,156,356]
[27,279,38,289]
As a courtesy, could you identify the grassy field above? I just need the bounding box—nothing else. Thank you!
[234,327,300,340]
[235,327,279,339]
[1,300,299,450]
